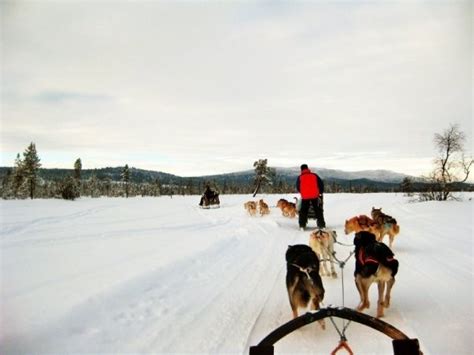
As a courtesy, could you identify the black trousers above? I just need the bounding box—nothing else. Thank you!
[299,198,326,228]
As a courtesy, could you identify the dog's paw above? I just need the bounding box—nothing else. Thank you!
[331,271,338,279]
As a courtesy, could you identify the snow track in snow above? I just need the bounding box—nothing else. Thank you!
[1,194,473,354]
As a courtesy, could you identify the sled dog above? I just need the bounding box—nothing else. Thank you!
[353,231,399,318]
[277,198,297,218]
[371,207,400,248]
[344,215,382,237]
[309,229,338,278]
[285,245,326,328]
[258,199,270,216]
[244,201,257,216]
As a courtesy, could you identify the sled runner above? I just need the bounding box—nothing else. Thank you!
[249,306,422,355]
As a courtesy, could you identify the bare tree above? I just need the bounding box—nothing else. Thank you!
[422,124,473,201]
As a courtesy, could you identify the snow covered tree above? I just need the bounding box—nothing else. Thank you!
[59,175,80,200]
[9,153,25,198]
[21,142,41,199]
[400,177,414,196]
[252,159,275,197]
[74,158,82,180]
[122,164,130,198]
[88,174,100,198]
[421,124,473,201]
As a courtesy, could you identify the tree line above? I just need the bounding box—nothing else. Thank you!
[1,125,472,200]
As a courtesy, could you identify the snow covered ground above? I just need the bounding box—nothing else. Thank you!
[1,193,473,354]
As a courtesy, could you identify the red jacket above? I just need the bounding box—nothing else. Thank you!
[296,168,321,199]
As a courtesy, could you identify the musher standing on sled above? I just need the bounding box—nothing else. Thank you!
[296,164,326,230]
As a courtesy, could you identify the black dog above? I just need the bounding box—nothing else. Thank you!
[285,245,325,326]
[353,231,399,317]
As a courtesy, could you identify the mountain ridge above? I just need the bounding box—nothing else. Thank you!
[0,165,415,184]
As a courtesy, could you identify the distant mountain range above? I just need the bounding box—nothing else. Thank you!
[0,165,414,184]
[1,165,471,193]
[0,165,416,184]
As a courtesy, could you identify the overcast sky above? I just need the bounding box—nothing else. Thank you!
[1,1,472,177]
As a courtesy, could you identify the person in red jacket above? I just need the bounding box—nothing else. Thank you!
[296,164,326,230]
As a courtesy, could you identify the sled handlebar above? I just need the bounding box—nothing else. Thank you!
[249,306,422,355]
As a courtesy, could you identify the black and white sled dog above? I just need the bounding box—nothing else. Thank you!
[285,245,326,328]
[353,231,399,318]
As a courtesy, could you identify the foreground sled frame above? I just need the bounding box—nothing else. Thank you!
[249,306,422,355]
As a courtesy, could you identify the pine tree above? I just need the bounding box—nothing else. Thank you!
[22,143,41,199]
[74,158,82,180]
[252,159,275,197]
[89,174,100,198]
[59,175,80,200]
[400,177,413,196]
[122,164,130,198]
[11,153,25,198]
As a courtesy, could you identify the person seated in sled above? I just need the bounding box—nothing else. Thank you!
[199,185,218,206]
[296,164,326,230]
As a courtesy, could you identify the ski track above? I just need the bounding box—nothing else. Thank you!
[1,194,473,354]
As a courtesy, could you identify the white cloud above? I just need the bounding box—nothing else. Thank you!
[1,1,471,178]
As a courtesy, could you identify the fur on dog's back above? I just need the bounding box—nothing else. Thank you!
[309,229,338,278]
[244,201,257,216]
[285,245,325,320]
[344,215,381,236]
[370,208,401,248]
[371,207,398,225]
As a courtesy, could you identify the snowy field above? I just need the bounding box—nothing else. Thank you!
[1,193,473,355]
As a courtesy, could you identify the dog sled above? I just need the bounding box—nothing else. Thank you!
[249,306,422,355]
[199,193,220,208]
[295,197,317,219]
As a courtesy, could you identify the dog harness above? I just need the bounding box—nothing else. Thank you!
[357,248,379,265]
[289,263,315,283]
[357,248,395,265]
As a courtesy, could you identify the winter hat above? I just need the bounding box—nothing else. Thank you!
[300,164,309,171]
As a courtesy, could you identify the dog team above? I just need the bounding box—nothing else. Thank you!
[243,164,403,321]
[287,206,400,321]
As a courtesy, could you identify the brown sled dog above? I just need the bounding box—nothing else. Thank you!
[371,207,400,249]
[244,201,257,216]
[344,215,382,237]
[258,199,270,216]
[309,229,337,278]
[276,198,297,218]
[353,231,399,318]
[285,244,326,328]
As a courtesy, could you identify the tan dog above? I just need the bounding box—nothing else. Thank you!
[276,198,297,218]
[371,207,400,248]
[309,229,338,278]
[344,215,382,237]
[244,201,257,216]
[258,199,270,216]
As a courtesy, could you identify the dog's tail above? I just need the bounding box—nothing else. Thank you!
[385,258,399,277]
[393,224,400,235]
